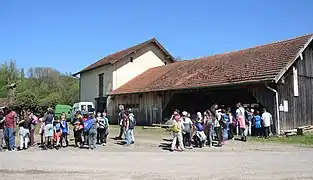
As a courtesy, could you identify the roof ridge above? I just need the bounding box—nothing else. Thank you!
[103,37,155,59]
[193,33,313,60]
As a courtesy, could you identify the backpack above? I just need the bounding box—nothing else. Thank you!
[84,118,93,133]
[195,122,204,131]
[129,115,136,129]
[54,122,61,131]
[219,115,227,129]
[61,120,68,133]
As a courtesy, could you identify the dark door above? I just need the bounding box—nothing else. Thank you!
[95,97,107,113]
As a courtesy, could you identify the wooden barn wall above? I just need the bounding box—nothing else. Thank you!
[111,94,140,124]
[278,43,313,130]
[111,92,165,125]
[248,85,276,132]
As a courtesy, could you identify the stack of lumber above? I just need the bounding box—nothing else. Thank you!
[281,129,297,137]
[297,125,313,135]
[151,124,172,128]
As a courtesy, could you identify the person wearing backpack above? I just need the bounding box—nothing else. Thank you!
[123,111,132,146]
[53,118,62,150]
[73,113,84,147]
[171,113,184,151]
[128,109,136,144]
[203,110,214,147]
[96,112,105,145]
[193,118,206,148]
[181,111,193,148]
[220,109,229,144]
[60,115,69,147]
[102,111,109,146]
[43,108,54,150]
[87,113,97,150]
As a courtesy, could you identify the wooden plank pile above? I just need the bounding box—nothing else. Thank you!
[281,125,313,137]
[297,125,313,135]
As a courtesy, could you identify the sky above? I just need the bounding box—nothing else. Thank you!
[1,0,313,74]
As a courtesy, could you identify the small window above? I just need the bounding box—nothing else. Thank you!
[130,57,133,63]
[98,73,104,97]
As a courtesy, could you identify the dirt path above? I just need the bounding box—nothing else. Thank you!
[1,128,312,180]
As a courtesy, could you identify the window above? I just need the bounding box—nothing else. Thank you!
[99,73,104,97]
[293,66,299,97]
[130,57,133,63]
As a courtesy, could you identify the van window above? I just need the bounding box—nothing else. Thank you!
[87,105,93,112]
[81,105,93,112]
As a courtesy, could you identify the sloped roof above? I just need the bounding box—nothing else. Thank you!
[110,33,313,95]
[73,38,175,76]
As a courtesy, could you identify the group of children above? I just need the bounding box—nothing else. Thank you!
[170,102,273,151]
[0,106,111,151]
[70,110,109,150]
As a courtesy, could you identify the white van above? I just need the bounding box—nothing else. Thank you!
[71,102,95,121]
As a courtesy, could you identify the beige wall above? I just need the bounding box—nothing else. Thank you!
[112,43,171,90]
[80,65,113,106]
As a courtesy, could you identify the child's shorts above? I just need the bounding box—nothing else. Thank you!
[54,132,61,141]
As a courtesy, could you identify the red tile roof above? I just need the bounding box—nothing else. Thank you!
[110,34,313,95]
[73,38,175,76]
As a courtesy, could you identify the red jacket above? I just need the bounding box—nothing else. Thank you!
[5,111,17,129]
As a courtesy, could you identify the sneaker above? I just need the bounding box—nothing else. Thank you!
[102,143,106,146]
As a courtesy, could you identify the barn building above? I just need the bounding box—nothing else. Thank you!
[108,34,313,134]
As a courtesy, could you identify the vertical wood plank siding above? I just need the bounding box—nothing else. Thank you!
[278,43,313,130]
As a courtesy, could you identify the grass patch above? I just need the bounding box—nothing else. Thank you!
[249,133,313,146]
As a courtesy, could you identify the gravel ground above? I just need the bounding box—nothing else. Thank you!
[0,128,313,180]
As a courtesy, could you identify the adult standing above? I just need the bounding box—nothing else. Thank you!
[4,106,17,151]
[262,108,272,139]
[170,113,184,151]
[43,108,54,150]
[236,103,247,141]
[203,110,214,147]
[181,111,193,148]
[227,107,234,140]
[18,111,30,150]
[128,109,136,144]
[88,113,97,150]
[117,105,125,140]
[123,111,132,146]
[210,103,223,146]
[0,109,5,151]
[28,111,38,147]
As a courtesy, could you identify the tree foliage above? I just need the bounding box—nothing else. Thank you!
[0,60,79,113]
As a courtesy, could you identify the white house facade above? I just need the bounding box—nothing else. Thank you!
[73,38,175,119]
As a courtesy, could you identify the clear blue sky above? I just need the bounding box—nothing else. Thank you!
[1,0,313,74]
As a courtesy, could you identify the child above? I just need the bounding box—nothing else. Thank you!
[39,115,45,147]
[73,114,84,147]
[53,118,62,150]
[87,113,97,150]
[254,111,262,138]
[221,109,229,143]
[171,113,184,151]
[60,115,69,147]
[193,119,206,148]
[102,111,109,146]
[96,112,105,144]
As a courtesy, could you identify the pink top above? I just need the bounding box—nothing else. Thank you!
[237,115,246,128]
